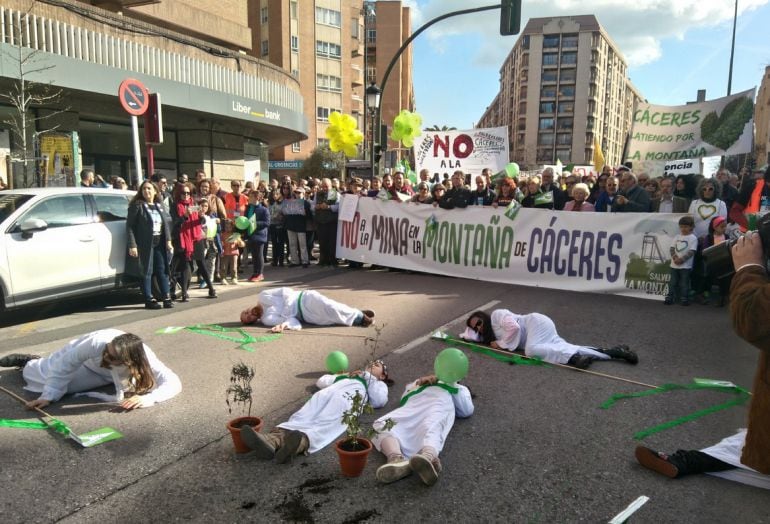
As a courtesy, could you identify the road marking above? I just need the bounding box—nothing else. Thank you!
[393,299,500,355]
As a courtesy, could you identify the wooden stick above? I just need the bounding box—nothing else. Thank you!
[0,385,54,419]
[264,329,372,339]
[438,336,660,389]
[61,402,120,409]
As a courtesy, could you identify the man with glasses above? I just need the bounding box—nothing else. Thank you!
[612,170,651,212]
[652,176,689,213]
[463,309,637,370]
[540,167,567,210]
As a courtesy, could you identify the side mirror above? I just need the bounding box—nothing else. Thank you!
[19,218,48,238]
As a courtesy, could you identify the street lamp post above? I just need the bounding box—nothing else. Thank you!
[366,82,381,177]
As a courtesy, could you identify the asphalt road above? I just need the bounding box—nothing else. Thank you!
[1,265,768,523]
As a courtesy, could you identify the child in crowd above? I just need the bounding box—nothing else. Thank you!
[198,199,221,289]
[665,215,698,306]
[221,219,244,285]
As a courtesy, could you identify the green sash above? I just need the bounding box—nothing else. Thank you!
[399,382,459,407]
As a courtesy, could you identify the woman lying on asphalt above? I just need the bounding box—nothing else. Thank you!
[0,329,181,410]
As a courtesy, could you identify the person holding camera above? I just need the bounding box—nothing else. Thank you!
[636,231,770,488]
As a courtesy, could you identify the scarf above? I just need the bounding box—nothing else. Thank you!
[176,202,202,260]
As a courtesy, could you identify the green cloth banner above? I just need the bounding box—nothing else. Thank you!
[399,382,459,407]
[333,374,369,390]
[158,324,281,352]
[0,417,70,435]
[600,381,751,440]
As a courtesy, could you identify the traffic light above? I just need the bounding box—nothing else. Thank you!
[500,0,521,36]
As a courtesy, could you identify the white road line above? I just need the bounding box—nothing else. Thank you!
[393,299,501,355]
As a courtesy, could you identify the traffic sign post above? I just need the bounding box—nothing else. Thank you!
[118,78,150,184]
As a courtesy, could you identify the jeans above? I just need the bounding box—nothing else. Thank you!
[142,244,170,300]
[286,230,308,265]
[667,267,691,303]
[249,238,265,276]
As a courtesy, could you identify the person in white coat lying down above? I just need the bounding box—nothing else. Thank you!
[463,309,638,370]
[239,286,376,332]
[371,371,474,486]
[239,360,390,463]
[0,329,181,411]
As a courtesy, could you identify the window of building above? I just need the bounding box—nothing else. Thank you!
[560,69,576,82]
[317,74,342,92]
[318,138,330,148]
[316,107,341,122]
[539,118,554,130]
[261,7,268,24]
[543,34,560,48]
[518,118,526,131]
[367,29,376,43]
[316,7,341,27]
[562,34,578,48]
[522,35,530,50]
[366,67,376,83]
[291,69,299,78]
[556,148,571,161]
[520,86,527,99]
[290,1,298,19]
[556,133,572,145]
[558,101,574,114]
[352,19,360,39]
[561,52,577,65]
[538,133,555,146]
[542,53,558,66]
[559,86,575,98]
[290,35,299,51]
[557,118,573,130]
[542,70,557,82]
[587,116,595,130]
[261,40,269,56]
[539,102,555,114]
[537,149,553,162]
[292,142,301,153]
[541,86,556,98]
[316,40,341,59]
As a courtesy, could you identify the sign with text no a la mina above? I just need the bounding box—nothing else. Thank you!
[335,196,682,301]
[627,88,755,163]
[413,127,509,177]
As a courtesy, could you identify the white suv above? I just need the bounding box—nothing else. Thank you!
[0,187,135,310]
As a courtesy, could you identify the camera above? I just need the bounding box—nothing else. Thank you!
[702,213,770,279]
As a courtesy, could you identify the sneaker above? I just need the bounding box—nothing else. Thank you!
[248,274,264,282]
[635,446,680,478]
[145,300,162,310]
[220,279,229,286]
[567,354,593,370]
[230,278,240,286]
[198,281,206,289]
[208,289,218,299]
[0,353,40,368]
[376,455,412,484]
[410,452,440,486]
[240,426,277,460]
[275,430,309,464]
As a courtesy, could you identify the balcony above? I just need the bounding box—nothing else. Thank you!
[351,65,364,86]
[352,43,363,57]
[351,95,363,114]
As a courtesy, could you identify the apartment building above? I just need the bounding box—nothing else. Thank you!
[251,0,413,177]
[0,0,307,187]
[477,15,644,169]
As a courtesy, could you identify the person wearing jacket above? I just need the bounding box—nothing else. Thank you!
[0,329,181,411]
[312,178,340,267]
[244,189,270,282]
[126,180,174,309]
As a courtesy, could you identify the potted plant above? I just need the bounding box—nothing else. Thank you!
[334,324,394,477]
[225,361,263,453]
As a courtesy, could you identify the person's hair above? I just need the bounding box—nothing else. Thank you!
[528,175,541,187]
[252,304,264,322]
[172,182,192,202]
[498,176,517,193]
[467,311,495,345]
[696,177,721,199]
[130,180,160,205]
[431,183,446,197]
[572,182,589,197]
[111,333,155,394]
[80,169,94,181]
[678,215,695,227]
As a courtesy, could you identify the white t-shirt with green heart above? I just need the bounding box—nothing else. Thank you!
[670,233,698,269]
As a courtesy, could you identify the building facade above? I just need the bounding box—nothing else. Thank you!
[251,0,413,178]
[0,0,307,188]
[477,15,644,169]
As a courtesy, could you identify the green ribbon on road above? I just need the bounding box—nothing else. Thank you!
[600,381,751,440]
[0,417,71,435]
[158,324,281,352]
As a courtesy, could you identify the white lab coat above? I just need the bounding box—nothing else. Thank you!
[22,329,181,406]
[372,380,474,457]
[277,371,388,453]
[491,309,608,365]
[703,429,770,489]
[258,287,362,330]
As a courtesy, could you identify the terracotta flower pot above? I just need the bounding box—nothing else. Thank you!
[334,437,373,477]
[226,416,264,453]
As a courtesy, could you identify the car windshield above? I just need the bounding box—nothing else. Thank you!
[0,194,34,224]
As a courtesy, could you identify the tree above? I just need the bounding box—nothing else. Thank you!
[297,146,347,180]
[0,2,66,188]
[424,125,457,132]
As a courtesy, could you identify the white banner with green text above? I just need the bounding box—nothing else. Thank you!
[627,88,755,163]
[336,197,684,300]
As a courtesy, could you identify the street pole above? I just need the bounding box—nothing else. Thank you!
[130,115,143,184]
[727,0,738,96]
[373,4,502,174]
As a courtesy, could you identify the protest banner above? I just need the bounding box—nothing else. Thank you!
[627,89,755,162]
[336,196,681,300]
[413,127,509,176]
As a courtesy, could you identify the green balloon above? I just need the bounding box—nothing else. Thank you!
[325,351,349,374]
[434,347,469,383]
[235,216,250,230]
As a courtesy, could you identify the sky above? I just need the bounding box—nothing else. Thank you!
[399,0,770,130]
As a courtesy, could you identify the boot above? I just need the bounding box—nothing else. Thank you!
[409,447,442,486]
[635,446,734,478]
[376,454,412,484]
[600,345,638,364]
[567,354,594,369]
[162,295,174,309]
[0,353,40,368]
[241,426,285,460]
[145,299,162,310]
[275,430,309,464]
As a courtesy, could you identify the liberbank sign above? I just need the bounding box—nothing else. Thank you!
[231,100,282,121]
